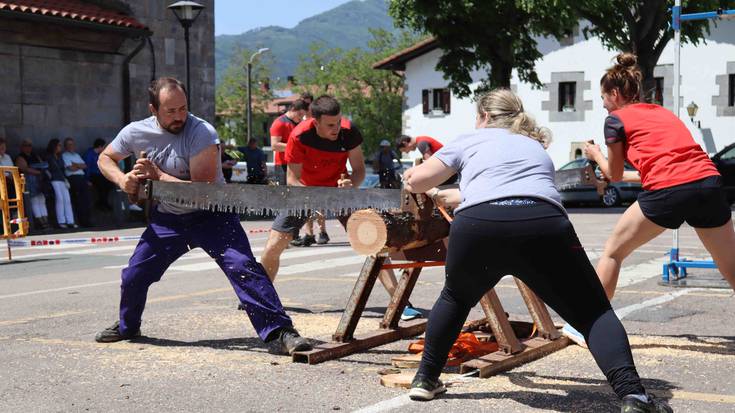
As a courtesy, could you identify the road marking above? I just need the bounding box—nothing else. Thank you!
[615,288,700,320]
[9,244,139,260]
[0,281,121,300]
[167,247,353,272]
[0,311,88,327]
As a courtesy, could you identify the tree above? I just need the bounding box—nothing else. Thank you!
[388,0,576,97]
[215,49,275,146]
[569,0,728,101]
[295,29,418,154]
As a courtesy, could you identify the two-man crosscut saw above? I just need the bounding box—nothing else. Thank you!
[138,180,403,215]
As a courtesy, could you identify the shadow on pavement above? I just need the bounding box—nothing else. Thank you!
[133,335,269,352]
[630,333,735,356]
[0,257,68,266]
[443,371,676,412]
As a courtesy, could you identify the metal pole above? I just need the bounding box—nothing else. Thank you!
[671,0,682,262]
[184,24,191,103]
[247,62,252,142]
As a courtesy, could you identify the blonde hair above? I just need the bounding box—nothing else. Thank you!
[476,88,552,148]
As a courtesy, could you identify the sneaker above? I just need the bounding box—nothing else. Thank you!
[316,231,330,245]
[290,235,315,247]
[70,223,79,229]
[277,327,312,355]
[94,321,140,343]
[401,305,423,321]
[58,223,68,229]
[562,323,588,348]
[409,375,447,401]
[621,394,673,413]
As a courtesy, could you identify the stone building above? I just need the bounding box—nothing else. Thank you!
[0,0,215,154]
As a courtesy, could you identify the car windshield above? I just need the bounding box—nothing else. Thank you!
[558,159,588,170]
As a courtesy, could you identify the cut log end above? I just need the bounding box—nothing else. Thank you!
[347,209,389,255]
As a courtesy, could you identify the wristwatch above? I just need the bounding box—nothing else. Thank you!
[428,188,440,200]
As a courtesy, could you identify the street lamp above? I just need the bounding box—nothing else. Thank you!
[686,101,700,127]
[167,1,205,103]
[247,48,270,142]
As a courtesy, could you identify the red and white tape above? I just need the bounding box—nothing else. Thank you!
[6,228,271,247]
[8,235,141,247]
[8,218,28,224]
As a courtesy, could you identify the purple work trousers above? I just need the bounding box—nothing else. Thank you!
[118,207,292,341]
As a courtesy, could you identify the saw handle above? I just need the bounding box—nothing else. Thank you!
[128,151,147,204]
[338,173,352,188]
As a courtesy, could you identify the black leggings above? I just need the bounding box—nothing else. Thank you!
[417,201,645,399]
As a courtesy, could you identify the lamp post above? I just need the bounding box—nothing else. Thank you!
[247,48,270,142]
[686,101,700,127]
[167,1,205,103]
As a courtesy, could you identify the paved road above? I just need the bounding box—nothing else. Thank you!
[1,208,734,412]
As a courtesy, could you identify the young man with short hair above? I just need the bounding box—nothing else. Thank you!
[261,95,423,320]
[396,135,443,161]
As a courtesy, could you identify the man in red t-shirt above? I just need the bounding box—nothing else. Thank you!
[262,95,366,281]
[260,96,423,319]
[270,99,308,185]
[396,135,443,160]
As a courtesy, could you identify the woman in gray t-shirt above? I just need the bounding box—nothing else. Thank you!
[401,89,670,413]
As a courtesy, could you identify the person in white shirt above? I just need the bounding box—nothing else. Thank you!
[62,137,93,227]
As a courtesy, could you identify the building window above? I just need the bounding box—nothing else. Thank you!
[653,77,664,106]
[422,88,451,115]
[558,82,576,112]
[730,74,735,107]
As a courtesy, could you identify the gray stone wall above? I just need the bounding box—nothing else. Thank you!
[712,61,735,117]
[0,42,124,152]
[0,0,215,154]
[122,0,215,124]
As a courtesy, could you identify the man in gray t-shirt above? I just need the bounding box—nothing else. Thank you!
[94,77,310,355]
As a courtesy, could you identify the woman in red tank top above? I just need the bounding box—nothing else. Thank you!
[584,53,735,300]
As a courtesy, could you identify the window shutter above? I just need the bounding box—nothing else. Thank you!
[422,89,429,114]
[442,89,451,114]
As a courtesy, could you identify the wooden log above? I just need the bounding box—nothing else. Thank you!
[346,209,450,255]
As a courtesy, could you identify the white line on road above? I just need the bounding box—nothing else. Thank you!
[615,288,700,320]
[167,247,354,272]
[0,280,121,300]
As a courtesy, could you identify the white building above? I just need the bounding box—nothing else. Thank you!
[374,20,735,168]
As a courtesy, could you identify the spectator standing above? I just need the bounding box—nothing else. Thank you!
[372,139,401,189]
[270,99,307,185]
[242,138,267,184]
[14,139,50,230]
[220,142,238,183]
[62,137,93,227]
[84,138,114,210]
[45,139,76,229]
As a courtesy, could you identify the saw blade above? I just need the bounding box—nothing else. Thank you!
[147,181,403,216]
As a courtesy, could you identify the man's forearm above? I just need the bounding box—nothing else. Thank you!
[98,155,125,188]
[351,168,366,187]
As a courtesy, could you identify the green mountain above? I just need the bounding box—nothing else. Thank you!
[215,0,399,85]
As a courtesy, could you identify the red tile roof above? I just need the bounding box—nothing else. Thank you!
[0,0,147,30]
[373,37,438,71]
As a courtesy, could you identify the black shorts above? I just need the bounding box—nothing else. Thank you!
[271,213,308,237]
[271,212,350,237]
[637,175,731,229]
[275,164,287,186]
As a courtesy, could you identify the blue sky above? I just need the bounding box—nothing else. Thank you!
[214,0,353,36]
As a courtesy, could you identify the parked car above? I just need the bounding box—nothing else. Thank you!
[711,142,735,204]
[555,158,642,207]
